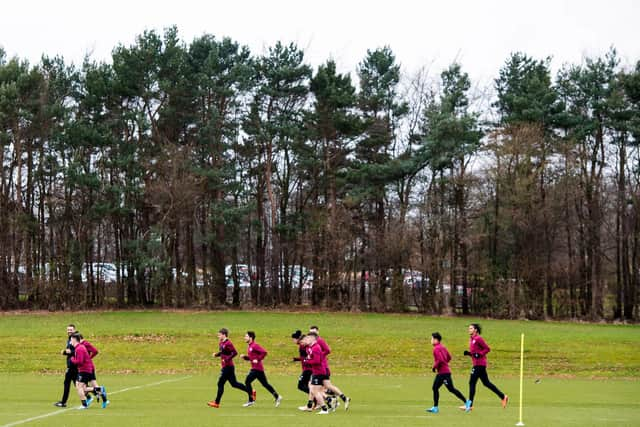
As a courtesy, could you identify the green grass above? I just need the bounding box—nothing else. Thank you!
[0,310,639,426]
[0,374,638,427]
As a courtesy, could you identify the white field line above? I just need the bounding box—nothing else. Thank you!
[1,376,192,427]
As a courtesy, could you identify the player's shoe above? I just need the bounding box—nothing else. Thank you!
[317,409,329,415]
[252,389,257,401]
[298,406,312,412]
[85,396,93,407]
[275,395,282,407]
[102,399,110,408]
[242,401,255,407]
[461,400,473,412]
[344,396,351,411]
[207,401,219,408]
[331,399,340,412]
[502,395,509,409]
[78,405,88,410]
[426,406,439,413]
[53,402,66,408]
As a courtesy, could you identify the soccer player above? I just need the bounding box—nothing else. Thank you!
[240,331,282,407]
[302,332,330,415]
[54,324,77,407]
[291,330,312,396]
[79,335,108,407]
[208,328,251,408]
[461,323,508,412]
[309,326,350,411]
[69,333,107,409]
[425,332,467,414]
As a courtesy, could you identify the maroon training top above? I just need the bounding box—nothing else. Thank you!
[82,340,99,359]
[247,342,268,371]
[305,341,326,376]
[298,343,311,371]
[317,336,331,372]
[469,335,490,367]
[218,339,238,368]
[432,343,452,374]
[316,336,331,357]
[71,343,95,374]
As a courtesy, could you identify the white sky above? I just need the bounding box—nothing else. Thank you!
[1,0,639,84]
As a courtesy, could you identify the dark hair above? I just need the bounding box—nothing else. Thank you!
[247,331,256,340]
[70,333,81,342]
[431,332,442,341]
[218,328,229,336]
[68,324,76,329]
[307,331,318,338]
[76,333,84,340]
[309,325,319,331]
[470,323,482,334]
[291,330,302,339]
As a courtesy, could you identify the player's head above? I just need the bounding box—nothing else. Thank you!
[217,328,229,340]
[245,331,256,343]
[431,332,442,345]
[469,323,481,335]
[70,333,81,346]
[291,330,302,343]
[305,331,318,344]
[67,324,76,336]
[309,325,319,334]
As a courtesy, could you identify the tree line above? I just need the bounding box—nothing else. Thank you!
[1,27,639,320]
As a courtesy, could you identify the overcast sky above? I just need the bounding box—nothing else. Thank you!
[1,0,639,84]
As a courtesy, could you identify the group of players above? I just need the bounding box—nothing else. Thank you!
[209,325,351,415]
[52,322,506,415]
[53,324,109,410]
[426,323,508,414]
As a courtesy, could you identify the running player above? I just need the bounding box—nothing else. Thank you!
[208,328,252,408]
[303,332,330,415]
[69,333,107,409]
[425,332,467,413]
[309,326,350,410]
[461,323,508,412]
[240,331,282,407]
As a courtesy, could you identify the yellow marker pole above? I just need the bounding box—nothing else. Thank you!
[516,333,525,426]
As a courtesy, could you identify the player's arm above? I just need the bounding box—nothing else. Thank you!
[432,348,442,372]
[70,347,85,365]
[475,337,490,356]
[255,345,267,361]
[85,342,99,358]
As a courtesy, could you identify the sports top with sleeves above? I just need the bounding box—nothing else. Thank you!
[219,339,238,368]
[305,341,327,376]
[316,336,331,372]
[297,342,311,371]
[64,337,75,369]
[82,340,99,359]
[246,342,268,371]
[469,335,490,367]
[70,343,95,374]
[432,342,452,374]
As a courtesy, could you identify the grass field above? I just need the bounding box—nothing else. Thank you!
[0,310,639,426]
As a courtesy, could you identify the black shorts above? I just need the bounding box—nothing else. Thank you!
[77,372,96,385]
[311,375,329,385]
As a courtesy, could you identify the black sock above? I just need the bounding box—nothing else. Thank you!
[81,400,87,407]
[321,405,328,411]
[340,394,346,401]
[307,400,313,408]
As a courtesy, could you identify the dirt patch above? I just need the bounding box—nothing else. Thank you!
[121,334,176,343]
